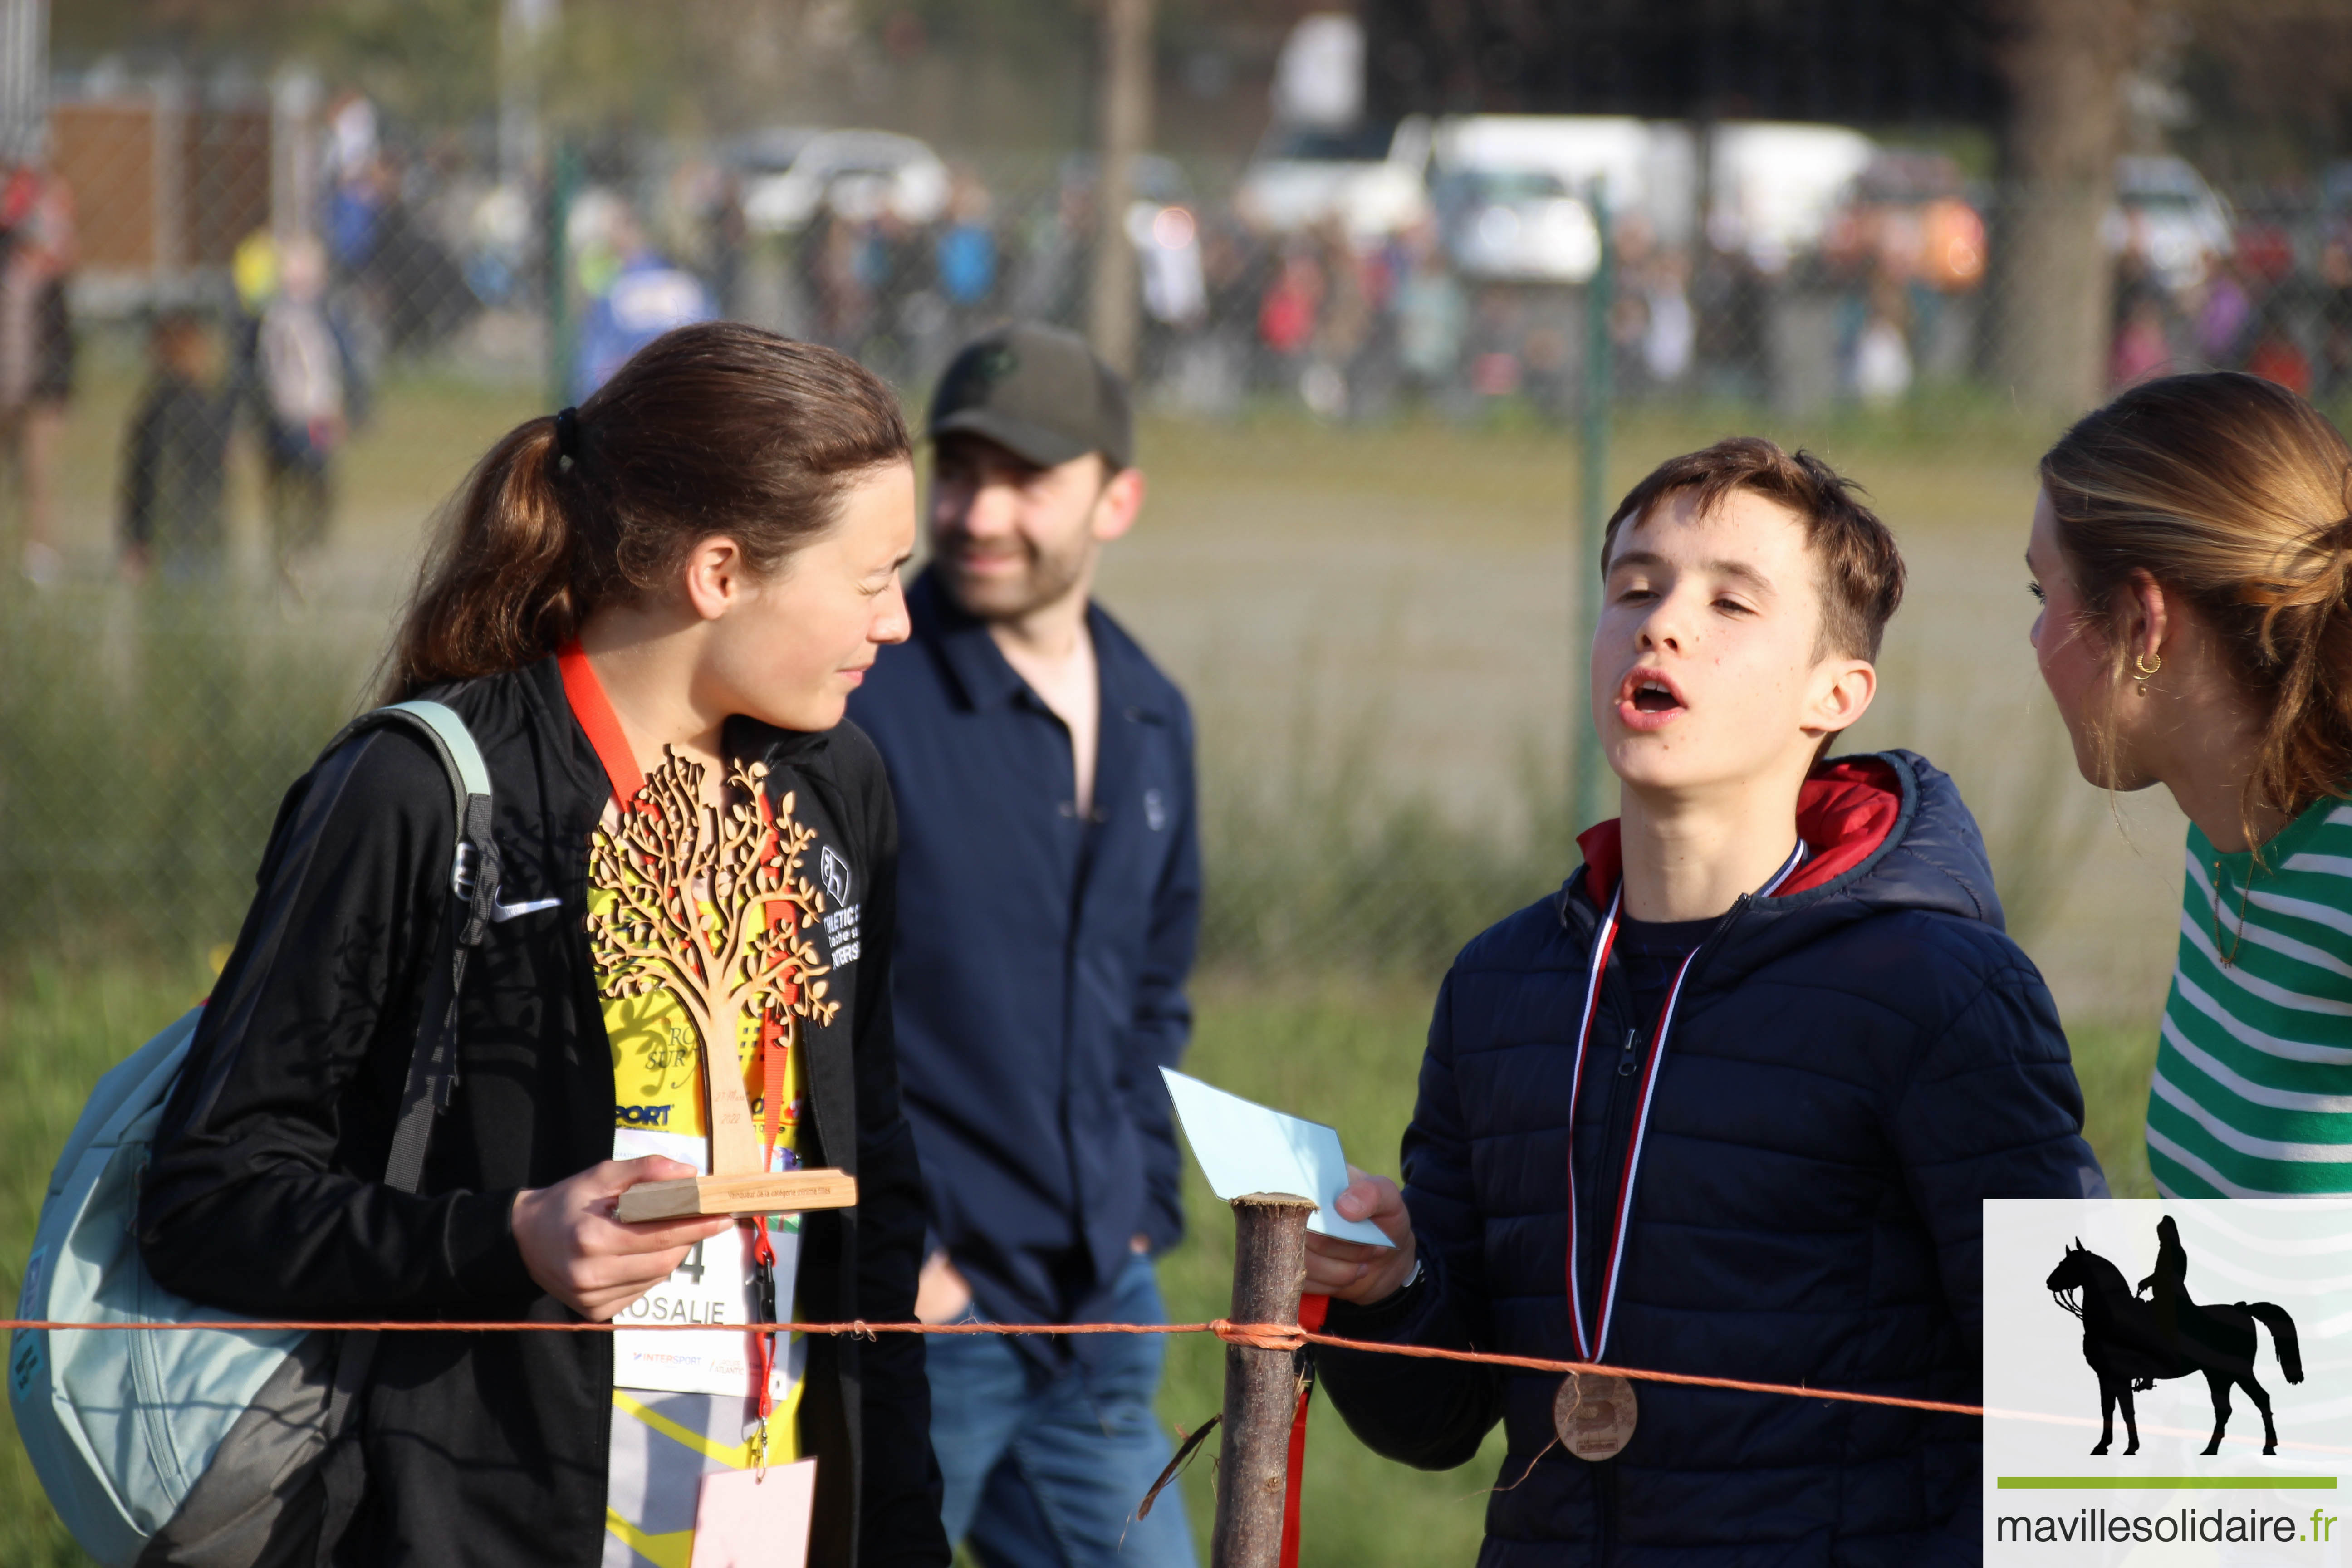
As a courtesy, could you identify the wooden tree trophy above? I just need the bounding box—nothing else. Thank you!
[598,753,860,1222]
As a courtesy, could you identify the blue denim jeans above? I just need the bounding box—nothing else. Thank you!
[926,1254,1198,1568]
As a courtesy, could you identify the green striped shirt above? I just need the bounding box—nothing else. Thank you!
[2147,796,2352,1197]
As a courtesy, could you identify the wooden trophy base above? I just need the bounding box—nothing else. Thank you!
[614,1168,859,1221]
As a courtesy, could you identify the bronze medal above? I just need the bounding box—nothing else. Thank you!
[1553,1372,1638,1462]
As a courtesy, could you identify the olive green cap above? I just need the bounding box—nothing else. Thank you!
[928,321,1133,472]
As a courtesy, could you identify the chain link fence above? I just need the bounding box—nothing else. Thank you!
[4,65,2351,980]
[37,74,2352,431]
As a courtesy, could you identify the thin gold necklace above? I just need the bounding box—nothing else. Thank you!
[2211,859,2253,967]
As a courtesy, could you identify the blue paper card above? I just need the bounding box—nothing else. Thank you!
[1159,1068,1394,1248]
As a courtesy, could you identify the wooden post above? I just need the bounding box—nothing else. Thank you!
[1087,0,1154,378]
[1211,1192,1315,1568]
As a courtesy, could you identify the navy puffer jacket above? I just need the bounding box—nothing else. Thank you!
[1317,751,2104,1567]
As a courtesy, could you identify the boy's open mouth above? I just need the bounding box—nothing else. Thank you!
[1617,669,1687,729]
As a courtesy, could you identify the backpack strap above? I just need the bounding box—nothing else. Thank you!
[307,698,497,1566]
[314,699,499,1184]
[369,701,498,1186]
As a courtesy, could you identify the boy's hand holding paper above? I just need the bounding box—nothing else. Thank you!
[1159,1068,1418,1304]
[1310,1170,1417,1303]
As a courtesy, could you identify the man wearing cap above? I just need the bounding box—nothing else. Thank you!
[846,322,1200,1567]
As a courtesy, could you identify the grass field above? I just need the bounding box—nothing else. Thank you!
[0,356,2173,1563]
[15,351,2194,1004]
[0,967,2156,1568]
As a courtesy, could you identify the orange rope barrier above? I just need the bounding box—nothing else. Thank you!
[1290,1330,1984,1416]
[0,1317,1985,1418]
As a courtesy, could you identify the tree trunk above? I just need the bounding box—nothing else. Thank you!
[1088,0,1154,378]
[1992,0,2151,414]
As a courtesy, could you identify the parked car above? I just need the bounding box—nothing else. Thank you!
[1425,116,1663,284]
[1708,123,1879,271]
[1431,167,1599,284]
[740,129,949,234]
[1235,117,1432,240]
[722,125,826,182]
[2106,154,2235,294]
[1430,115,1660,209]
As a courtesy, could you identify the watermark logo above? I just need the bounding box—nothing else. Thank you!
[2047,1218,2303,1457]
[1987,1200,2345,1560]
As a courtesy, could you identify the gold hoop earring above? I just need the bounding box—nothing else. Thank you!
[2134,651,2162,696]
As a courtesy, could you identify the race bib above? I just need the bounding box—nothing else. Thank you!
[611,1127,804,1401]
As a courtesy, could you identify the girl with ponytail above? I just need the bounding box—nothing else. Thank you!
[2027,371,2352,1198]
[139,322,950,1566]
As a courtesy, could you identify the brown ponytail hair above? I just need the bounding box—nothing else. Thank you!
[380,322,910,701]
[2040,371,2352,838]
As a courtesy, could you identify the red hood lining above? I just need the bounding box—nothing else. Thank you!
[1573,756,1903,910]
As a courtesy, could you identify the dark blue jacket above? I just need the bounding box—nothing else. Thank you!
[1318,752,2105,1567]
[846,569,1201,1332]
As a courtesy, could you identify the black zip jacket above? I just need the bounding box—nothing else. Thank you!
[1316,752,2107,1567]
[137,656,949,1568]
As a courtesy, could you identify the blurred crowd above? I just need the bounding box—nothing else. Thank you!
[0,157,74,586]
[535,134,2352,422]
[2108,196,2352,401]
[550,147,1980,424]
[112,93,388,588]
[11,89,2352,588]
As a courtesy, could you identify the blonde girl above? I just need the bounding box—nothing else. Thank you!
[2028,371,2352,1196]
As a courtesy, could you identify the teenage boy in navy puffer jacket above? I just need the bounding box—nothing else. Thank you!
[1306,438,2106,1567]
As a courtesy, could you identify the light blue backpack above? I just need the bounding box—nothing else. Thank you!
[10,701,499,1568]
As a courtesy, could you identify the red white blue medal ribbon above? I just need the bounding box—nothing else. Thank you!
[1564,839,1808,1362]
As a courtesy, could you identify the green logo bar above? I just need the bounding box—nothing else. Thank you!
[1998,1477,2338,1490]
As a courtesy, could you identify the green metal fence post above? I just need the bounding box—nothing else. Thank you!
[1574,181,1616,836]
[547,141,580,410]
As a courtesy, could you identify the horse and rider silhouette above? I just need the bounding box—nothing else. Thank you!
[2047,1217,2303,1456]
